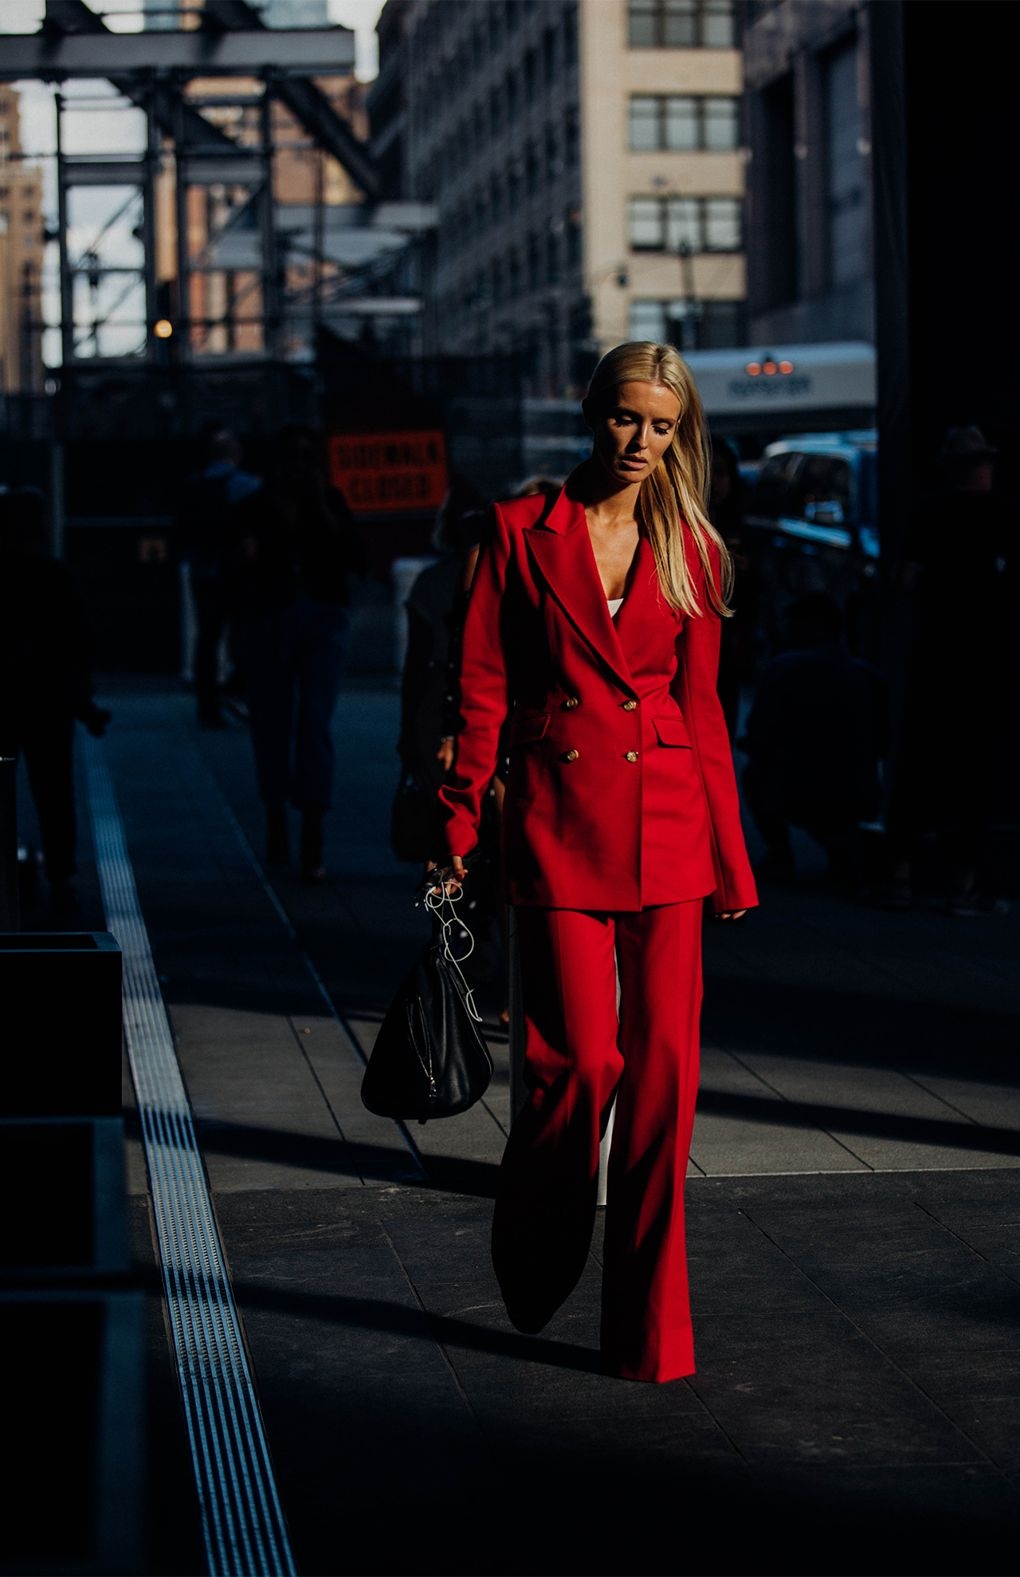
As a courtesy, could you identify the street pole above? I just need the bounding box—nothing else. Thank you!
[0,756,20,931]
[676,240,700,353]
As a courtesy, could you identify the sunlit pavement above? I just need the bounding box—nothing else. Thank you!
[22,675,1020,1577]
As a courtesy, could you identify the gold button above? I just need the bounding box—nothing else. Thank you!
[622,699,638,711]
[564,748,580,762]
[563,696,580,710]
[625,750,639,762]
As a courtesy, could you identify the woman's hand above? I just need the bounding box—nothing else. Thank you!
[435,735,455,772]
[715,908,748,922]
[424,854,467,895]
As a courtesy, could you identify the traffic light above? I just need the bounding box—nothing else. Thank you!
[152,280,178,362]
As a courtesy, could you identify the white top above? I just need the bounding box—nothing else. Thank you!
[607,597,624,618]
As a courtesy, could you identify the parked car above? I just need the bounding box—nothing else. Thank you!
[742,431,880,661]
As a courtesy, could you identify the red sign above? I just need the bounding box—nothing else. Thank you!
[327,430,448,514]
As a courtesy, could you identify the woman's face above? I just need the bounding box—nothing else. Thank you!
[591,380,682,488]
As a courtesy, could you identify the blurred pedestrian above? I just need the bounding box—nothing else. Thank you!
[396,479,508,1002]
[741,591,889,886]
[396,482,488,840]
[233,424,366,880]
[709,435,760,741]
[885,425,1015,913]
[512,475,563,506]
[175,427,261,728]
[0,486,110,919]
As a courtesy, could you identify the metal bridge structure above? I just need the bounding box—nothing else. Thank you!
[2,0,433,386]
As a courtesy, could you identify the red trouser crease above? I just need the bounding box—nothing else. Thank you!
[492,900,703,1383]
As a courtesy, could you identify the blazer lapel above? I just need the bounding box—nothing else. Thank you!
[524,485,637,695]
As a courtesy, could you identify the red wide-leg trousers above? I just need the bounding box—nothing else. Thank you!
[492,901,704,1383]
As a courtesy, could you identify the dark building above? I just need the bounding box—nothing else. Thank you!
[742,0,873,345]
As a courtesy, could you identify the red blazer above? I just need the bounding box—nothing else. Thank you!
[439,480,759,915]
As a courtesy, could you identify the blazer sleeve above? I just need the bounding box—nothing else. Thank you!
[675,541,760,915]
[437,503,512,858]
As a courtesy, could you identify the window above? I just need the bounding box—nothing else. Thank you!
[702,0,736,47]
[629,96,659,151]
[547,231,561,283]
[524,47,538,103]
[565,210,581,270]
[630,298,669,340]
[527,234,542,291]
[628,195,742,252]
[704,197,741,250]
[794,455,853,520]
[545,123,559,178]
[628,94,739,151]
[563,7,578,66]
[628,0,735,48]
[542,25,558,85]
[564,105,580,164]
[704,97,739,150]
[628,298,745,349]
[628,196,663,250]
[525,141,539,194]
[664,97,699,150]
[824,40,867,289]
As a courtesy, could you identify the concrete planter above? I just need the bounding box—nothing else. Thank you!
[0,933,122,1118]
[0,1289,145,1575]
[0,1117,129,1284]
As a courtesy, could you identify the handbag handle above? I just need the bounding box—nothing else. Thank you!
[422,884,484,1024]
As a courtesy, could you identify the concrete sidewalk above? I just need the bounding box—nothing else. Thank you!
[27,676,1020,1576]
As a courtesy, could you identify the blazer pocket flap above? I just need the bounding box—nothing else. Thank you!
[509,709,551,744]
[653,714,692,748]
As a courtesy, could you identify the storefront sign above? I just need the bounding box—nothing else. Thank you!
[327,430,448,514]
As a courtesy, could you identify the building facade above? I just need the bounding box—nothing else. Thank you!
[369,0,746,395]
[0,85,45,394]
[741,0,873,345]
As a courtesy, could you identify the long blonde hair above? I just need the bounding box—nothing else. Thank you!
[584,341,733,618]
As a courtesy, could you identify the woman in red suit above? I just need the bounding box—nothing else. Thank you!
[434,341,759,1383]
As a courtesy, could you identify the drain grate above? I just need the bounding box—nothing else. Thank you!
[85,742,296,1577]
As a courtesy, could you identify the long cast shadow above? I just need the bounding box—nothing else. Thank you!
[230,1277,602,1373]
[695,1087,1020,1157]
[126,1108,503,1196]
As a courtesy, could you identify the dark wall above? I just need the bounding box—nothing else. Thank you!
[871,0,1019,569]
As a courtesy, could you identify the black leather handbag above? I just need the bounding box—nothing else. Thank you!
[361,881,493,1125]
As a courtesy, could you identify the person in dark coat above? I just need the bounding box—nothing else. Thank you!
[396,482,507,1002]
[175,427,261,728]
[397,477,490,815]
[741,590,890,884]
[232,424,366,879]
[885,425,1015,913]
[0,486,109,917]
[708,436,760,742]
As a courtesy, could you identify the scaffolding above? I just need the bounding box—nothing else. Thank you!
[2,0,434,379]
